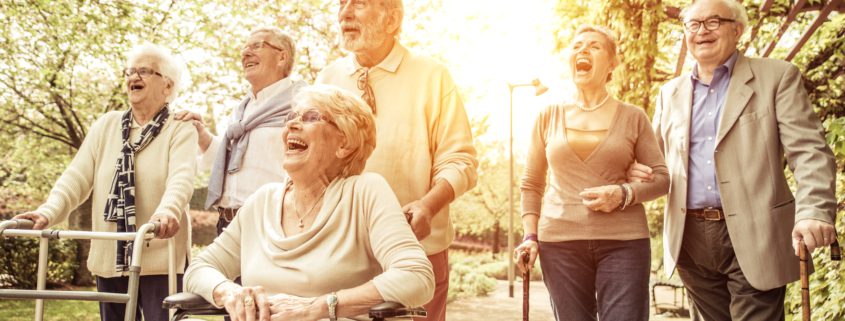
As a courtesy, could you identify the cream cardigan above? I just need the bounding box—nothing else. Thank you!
[185,173,434,308]
[36,110,197,277]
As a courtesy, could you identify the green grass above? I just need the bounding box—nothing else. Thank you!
[0,296,100,321]
[0,286,224,321]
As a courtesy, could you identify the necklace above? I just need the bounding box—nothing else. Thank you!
[285,183,326,230]
[575,94,612,112]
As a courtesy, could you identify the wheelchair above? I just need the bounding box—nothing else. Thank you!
[163,292,426,321]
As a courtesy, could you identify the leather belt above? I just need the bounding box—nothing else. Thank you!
[687,207,725,221]
[217,207,240,222]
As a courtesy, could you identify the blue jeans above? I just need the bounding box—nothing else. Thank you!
[539,238,650,321]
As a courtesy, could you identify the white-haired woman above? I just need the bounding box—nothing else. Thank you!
[14,44,197,321]
[514,25,669,321]
[185,85,433,321]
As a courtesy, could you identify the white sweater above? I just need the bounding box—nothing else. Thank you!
[185,173,434,308]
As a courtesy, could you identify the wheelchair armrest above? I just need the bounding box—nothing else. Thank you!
[162,292,220,311]
[368,301,427,319]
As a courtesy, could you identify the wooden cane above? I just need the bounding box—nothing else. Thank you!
[522,253,530,321]
[799,238,842,321]
[799,240,810,321]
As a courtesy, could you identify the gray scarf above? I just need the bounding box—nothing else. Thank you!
[205,80,305,209]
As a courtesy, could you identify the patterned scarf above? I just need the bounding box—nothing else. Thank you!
[103,105,169,271]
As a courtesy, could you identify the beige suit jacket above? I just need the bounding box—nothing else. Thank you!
[653,54,836,290]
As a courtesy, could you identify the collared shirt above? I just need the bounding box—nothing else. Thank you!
[199,77,294,208]
[687,51,738,209]
[317,42,478,255]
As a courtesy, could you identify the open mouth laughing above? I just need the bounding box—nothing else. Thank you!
[575,56,593,75]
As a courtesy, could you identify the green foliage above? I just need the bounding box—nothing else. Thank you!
[448,250,500,302]
[0,237,78,289]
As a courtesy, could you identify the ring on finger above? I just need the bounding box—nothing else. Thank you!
[243,296,254,307]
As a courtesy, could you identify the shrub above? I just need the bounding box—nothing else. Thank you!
[0,236,78,289]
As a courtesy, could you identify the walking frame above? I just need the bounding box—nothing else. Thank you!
[799,238,841,321]
[0,218,178,321]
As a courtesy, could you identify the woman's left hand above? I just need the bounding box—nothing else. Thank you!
[149,213,180,238]
[579,185,623,213]
[268,293,322,321]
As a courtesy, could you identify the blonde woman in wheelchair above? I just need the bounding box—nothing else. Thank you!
[184,85,434,321]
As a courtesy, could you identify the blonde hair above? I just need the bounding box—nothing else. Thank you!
[292,85,376,178]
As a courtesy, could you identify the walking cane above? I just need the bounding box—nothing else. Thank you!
[800,238,842,321]
[522,253,530,321]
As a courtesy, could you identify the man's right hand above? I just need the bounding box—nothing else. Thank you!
[627,162,654,183]
[12,212,49,230]
[174,110,212,151]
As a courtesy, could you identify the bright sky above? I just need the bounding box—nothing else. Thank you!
[415,0,573,156]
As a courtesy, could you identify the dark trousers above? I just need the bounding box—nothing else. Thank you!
[538,238,650,321]
[676,216,786,321]
[216,216,232,235]
[96,274,183,321]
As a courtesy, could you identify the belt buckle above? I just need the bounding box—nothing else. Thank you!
[703,208,722,221]
[218,208,237,222]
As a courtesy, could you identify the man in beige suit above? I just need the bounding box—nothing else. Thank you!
[632,0,837,319]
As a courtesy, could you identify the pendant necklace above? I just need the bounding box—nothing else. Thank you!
[286,183,326,230]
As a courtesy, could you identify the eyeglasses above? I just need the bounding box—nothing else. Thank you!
[122,67,163,78]
[242,41,284,53]
[683,17,736,33]
[356,68,376,114]
[285,109,338,128]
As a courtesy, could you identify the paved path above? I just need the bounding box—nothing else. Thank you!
[446,280,691,321]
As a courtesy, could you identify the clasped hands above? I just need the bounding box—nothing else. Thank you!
[219,284,324,321]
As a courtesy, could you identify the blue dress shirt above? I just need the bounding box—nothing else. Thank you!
[687,51,739,209]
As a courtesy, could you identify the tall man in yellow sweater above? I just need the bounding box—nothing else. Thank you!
[317,1,478,320]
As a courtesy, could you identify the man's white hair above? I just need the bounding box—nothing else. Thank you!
[681,0,749,29]
[126,43,190,103]
[382,0,404,36]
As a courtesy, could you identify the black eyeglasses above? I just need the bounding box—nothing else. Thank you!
[285,109,338,128]
[242,41,284,53]
[122,67,164,78]
[684,17,736,33]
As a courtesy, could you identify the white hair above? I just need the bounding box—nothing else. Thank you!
[382,0,404,36]
[249,27,296,77]
[125,43,190,103]
[681,0,749,29]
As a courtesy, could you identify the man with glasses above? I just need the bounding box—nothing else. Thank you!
[317,1,477,320]
[629,0,836,319]
[176,26,305,235]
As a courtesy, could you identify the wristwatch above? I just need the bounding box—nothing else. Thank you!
[326,292,338,321]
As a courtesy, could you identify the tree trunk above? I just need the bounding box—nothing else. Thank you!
[69,198,93,286]
[492,221,501,254]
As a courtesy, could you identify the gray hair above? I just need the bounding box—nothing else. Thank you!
[292,85,376,178]
[381,0,404,36]
[126,44,189,103]
[250,27,296,77]
[573,25,620,81]
[681,0,749,29]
